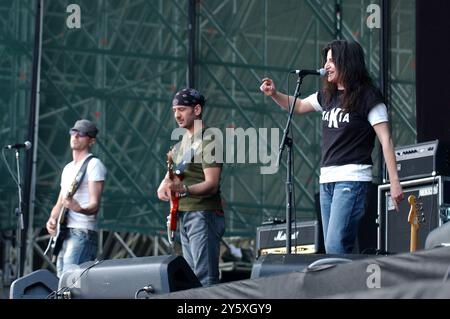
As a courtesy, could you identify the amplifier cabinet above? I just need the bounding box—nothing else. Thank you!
[384,140,450,182]
[377,176,450,253]
[256,220,319,257]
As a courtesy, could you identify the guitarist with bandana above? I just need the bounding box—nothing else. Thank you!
[157,88,224,287]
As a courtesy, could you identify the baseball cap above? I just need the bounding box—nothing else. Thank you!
[70,119,99,138]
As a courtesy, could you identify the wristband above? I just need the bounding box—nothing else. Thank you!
[179,184,189,198]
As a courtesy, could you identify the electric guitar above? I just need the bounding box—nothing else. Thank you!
[167,150,182,246]
[49,180,77,262]
[166,144,194,245]
[407,195,424,252]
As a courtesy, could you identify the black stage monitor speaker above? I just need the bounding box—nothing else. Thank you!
[425,221,450,250]
[250,253,368,279]
[58,255,201,299]
[10,269,59,299]
[378,176,450,253]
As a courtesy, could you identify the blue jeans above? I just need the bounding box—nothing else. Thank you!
[56,228,98,277]
[178,210,225,287]
[320,181,369,254]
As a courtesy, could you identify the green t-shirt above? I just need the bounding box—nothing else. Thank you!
[172,128,223,212]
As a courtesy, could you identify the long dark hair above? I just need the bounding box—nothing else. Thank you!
[321,40,377,112]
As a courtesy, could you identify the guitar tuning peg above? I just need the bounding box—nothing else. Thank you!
[420,212,426,222]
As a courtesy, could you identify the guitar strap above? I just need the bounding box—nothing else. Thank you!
[72,154,96,195]
[173,146,194,176]
[172,128,207,175]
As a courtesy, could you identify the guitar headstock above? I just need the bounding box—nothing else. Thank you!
[408,195,424,230]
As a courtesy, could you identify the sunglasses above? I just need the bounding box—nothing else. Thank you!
[69,129,91,138]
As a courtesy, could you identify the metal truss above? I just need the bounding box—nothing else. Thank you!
[195,0,416,235]
[0,1,35,229]
[24,0,191,273]
[197,0,330,235]
[34,0,189,237]
[0,0,36,285]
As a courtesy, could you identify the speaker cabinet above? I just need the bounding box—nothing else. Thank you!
[58,255,201,299]
[10,269,59,299]
[377,175,450,253]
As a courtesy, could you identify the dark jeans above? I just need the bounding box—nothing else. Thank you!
[178,210,225,286]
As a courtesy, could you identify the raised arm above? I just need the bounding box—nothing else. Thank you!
[260,77,316,114]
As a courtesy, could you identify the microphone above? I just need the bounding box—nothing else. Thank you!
[290,68,327,77]
[4,141,32,150]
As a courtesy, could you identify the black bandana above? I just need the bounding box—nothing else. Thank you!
[172,88,205,107]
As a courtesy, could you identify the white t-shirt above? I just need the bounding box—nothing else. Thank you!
[303,92,389,183]
[60,154,107,231]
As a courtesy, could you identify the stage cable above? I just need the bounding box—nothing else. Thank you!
[46,259,104,299]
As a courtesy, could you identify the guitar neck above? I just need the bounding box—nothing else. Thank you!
[57,203,68,225]
[407,195,420,253]
[410,225,418,252]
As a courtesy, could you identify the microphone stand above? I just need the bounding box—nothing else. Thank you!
[14,149,24,278]
[276,75,305,255]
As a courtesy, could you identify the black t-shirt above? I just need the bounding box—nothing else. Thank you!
[317,86,384,167]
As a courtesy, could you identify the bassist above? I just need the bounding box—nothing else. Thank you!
[46,119,106,277]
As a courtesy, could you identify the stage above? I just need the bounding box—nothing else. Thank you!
[8,246,450,300]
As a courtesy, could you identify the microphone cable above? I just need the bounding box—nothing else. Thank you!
[1,147,20,186]
[46,259,104,299]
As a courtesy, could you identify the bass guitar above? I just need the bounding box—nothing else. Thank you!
[44,155,95,262]
[49,180,77,262]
